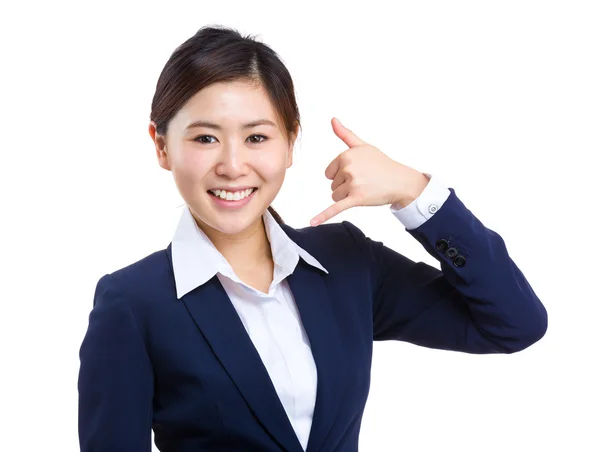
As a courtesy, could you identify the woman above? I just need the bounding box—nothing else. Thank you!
[78,25,547,452]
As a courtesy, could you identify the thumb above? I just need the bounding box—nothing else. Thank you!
[332,117,365,148]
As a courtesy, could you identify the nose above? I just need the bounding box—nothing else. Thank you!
[214,140,251,179]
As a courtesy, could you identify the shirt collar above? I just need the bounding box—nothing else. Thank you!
[171,206,328,299]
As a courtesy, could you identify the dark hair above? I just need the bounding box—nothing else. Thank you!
[150,25,302,225]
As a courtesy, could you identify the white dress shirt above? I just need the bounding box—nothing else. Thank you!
[170,173,450,450]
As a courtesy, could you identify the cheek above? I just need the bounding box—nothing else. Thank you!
[172,151,212,190]
[253,149,289,180]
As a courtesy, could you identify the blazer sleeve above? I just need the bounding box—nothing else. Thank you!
[78,273,154,451]
[342,187,548,354]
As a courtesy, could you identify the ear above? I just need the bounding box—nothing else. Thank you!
[286,125,299,169]
[149,121,171,171]
[286,145,294,169]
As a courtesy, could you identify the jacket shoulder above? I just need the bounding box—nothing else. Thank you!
[281,220,368,266]
[95,245,174,302]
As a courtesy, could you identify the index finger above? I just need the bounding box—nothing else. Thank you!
[310,196,356,226]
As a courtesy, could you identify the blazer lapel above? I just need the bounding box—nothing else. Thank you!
[168,223,347,452]
[282,229,346,452]
[181,276,304,452]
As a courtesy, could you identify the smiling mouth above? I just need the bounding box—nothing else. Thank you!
[207,187,258,201]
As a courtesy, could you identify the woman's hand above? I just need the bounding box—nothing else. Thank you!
[310,118,430,226]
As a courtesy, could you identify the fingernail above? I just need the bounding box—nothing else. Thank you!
[310,218,319,226]
[336,118,344,127]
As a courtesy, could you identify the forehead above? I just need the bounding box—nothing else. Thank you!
[172,80,280,129]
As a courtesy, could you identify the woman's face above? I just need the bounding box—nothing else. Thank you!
[151,80,296,238]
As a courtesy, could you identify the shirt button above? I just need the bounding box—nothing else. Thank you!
[428,204,439,214]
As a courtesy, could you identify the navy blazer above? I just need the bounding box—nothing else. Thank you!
[78,188,547,452]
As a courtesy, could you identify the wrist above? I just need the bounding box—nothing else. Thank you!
[391,172,429,209]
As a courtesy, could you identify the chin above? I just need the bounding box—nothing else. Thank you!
[196,206,267,237]
[209,217,259,235]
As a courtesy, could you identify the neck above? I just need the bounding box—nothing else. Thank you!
[196,215,273,270]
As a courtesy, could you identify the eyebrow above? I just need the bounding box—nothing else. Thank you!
[185,119,277,130]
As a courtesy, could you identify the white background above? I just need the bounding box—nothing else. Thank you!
[1,1,599,450]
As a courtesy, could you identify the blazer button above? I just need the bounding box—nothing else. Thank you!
[445,247,458,258]
[453,255,467,267]
[435,239,450,252]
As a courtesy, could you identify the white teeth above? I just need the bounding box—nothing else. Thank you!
[209,188,255,201]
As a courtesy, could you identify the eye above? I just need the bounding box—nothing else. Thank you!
[193,134,269,145]
[248,134,268,144]
[194,135,217,144]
